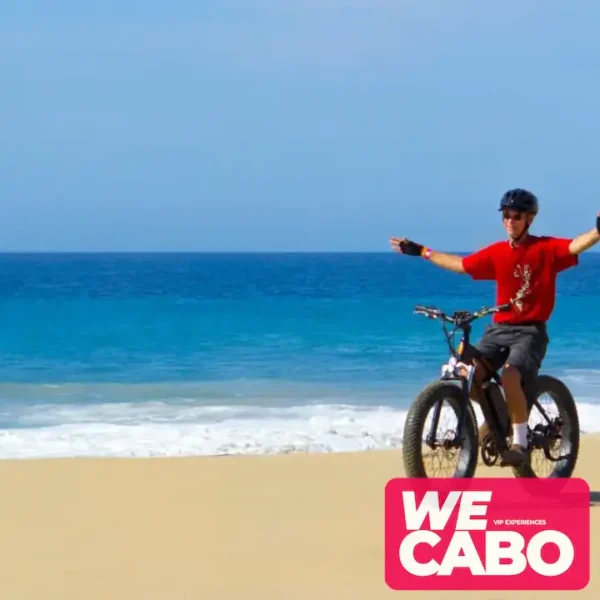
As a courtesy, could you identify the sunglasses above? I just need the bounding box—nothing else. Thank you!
[502,211,526,221]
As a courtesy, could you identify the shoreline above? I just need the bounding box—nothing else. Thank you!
[3,403,600,460]
[0,424,598,461]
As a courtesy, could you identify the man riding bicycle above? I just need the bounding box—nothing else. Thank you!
[391,189,600,467]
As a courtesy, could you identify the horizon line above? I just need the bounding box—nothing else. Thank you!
[0,249,470,255]
[0,248,598,255]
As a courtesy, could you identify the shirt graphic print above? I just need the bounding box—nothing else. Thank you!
[512,263,532,313]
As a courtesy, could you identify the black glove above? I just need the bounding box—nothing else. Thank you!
[396,238,424,257]
[597,211,600,234]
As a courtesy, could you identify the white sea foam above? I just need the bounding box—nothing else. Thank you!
[1,399,600,459]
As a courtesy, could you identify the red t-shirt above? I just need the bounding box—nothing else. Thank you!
[461,235,578,324]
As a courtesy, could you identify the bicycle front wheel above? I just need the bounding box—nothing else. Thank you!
[402,381,479,478]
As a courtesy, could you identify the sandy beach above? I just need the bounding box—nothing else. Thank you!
[0,438,597,600]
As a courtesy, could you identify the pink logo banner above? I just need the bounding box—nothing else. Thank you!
[385,478,590,591]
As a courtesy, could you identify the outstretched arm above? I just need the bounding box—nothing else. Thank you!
[568,214,600,254]
[389,237,466,273]
[425,249,466,273]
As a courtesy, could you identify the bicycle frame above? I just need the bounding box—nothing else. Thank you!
[416,302,562,458]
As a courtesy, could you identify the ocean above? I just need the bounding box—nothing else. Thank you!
[1,251,599,459]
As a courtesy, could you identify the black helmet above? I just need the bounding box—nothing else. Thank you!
[499,188,538,215]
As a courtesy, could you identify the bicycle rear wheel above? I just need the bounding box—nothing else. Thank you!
[513,374,580,478]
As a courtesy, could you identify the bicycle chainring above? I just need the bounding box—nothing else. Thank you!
[480,433,500,466]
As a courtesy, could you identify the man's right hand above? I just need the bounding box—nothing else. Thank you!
[390,237,425,257]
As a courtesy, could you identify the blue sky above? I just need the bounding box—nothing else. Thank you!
[2,0,600,252]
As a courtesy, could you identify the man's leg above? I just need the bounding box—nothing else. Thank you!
[501,366,529,447]
[500,325,549,465]
[465,326,509,442]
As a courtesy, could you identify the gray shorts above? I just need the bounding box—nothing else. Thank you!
[472,322,549,382]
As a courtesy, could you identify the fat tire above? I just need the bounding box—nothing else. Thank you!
[513,374,580,479]
[402,381,479,479]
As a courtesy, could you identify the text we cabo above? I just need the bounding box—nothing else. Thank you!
[384,478,589,590]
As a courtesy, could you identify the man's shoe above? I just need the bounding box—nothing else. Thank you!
[500,444,529,467]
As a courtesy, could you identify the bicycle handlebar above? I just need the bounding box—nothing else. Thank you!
[413,302,512,325]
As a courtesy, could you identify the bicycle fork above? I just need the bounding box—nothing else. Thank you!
[426,360,476,447]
